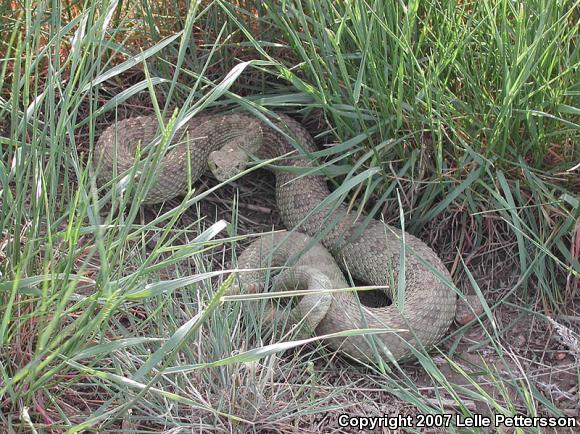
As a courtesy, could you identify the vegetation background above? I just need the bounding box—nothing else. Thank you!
[0,0,578,432]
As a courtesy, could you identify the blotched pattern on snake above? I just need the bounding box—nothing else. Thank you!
[94,112,457,362]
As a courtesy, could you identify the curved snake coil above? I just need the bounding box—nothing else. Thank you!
[94,112,457,362]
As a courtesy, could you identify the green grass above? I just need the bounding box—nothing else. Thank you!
[1,0,578,432]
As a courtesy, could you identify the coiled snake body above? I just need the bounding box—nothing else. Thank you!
[95,112,457,362]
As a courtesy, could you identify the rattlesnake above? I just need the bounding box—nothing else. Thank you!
[94,112,458,362]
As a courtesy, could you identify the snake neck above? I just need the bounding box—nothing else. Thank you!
[257,115,358,255]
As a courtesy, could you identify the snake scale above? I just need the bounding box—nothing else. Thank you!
[95,112,457,362]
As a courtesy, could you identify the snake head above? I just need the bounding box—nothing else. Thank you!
[208,147,251,182]
[208,122,263,182]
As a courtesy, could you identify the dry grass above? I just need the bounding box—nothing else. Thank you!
[1,0,578,432]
